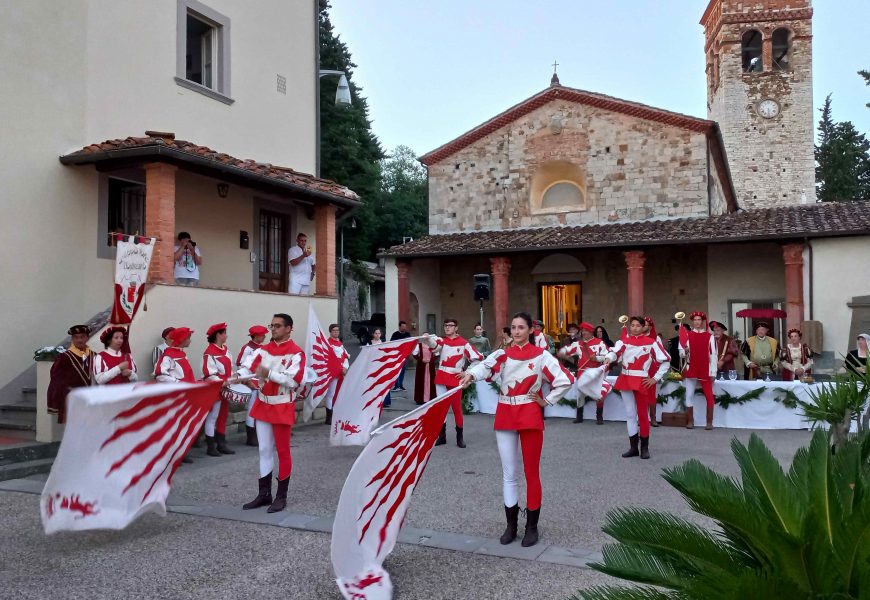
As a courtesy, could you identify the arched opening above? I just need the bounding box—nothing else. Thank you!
[542,181,583,210]
[529,161,587,214]
[742,29,763,72]
[772,28,792,71]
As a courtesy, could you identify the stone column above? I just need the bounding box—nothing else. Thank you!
[623,250,646,316]
[782,243,805,331]
[490,256,511,335]
[762,36,773,71]
[397,260,411,326]
[144,163,178,284]
[314,204,337,296]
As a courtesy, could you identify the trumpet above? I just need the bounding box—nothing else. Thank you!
[674,311,686,321]
[618,315,629,324]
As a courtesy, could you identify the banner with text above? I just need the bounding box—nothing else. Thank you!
[111,236,155,324]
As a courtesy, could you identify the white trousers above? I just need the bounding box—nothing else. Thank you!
[325,378,339,410]
[256,420,275,477]
[204,400,221,436]
[289,281,311,295]
[495,430,522,508]
[622,390,639,437]
[245,390,258,427]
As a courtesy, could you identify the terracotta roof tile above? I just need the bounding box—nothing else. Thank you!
[61,135,359,203]
[384,203,870,257]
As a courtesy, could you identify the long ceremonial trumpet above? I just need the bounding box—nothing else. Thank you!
[674,311,686,321]
[618,315,629,324]
[674,311,688,371]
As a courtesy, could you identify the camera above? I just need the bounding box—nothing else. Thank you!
[189,241,196,247]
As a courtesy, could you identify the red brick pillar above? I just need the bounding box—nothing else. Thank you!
[314,204,337,296]
[762,36,773,71]
[624,250,645,316]
[144,163,177,284]
[782,243,805,331]
[397,260,411,326]
[490,256,511,335]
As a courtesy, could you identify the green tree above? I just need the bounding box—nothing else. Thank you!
[815,95,870,201]
[318,0,384,260]
[572,429,870,600]
[367,145,428,257]
[861,70,870,108]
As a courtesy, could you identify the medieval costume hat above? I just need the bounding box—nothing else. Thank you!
[99,326,127,347]
[689,311,707,321]
[248,325,269,337]
[206,322,228,337]
[68,324,91,336]
[579,322,595,333]
[168,327,194,347]
[709,321,728,332]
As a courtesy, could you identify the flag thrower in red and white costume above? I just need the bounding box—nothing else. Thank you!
[637,316,668,429]
[557,322,610,424]
[242,313,305,514]
[302,305,350,426]
[421,318,483,448]
[604,316,669,460]
[679,311,717,430]
[236,325,269,447]
[460,312,573,548]
[201,322,235,457]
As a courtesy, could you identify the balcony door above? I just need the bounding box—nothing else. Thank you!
[258,210,289,292]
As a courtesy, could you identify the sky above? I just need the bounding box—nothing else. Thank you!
[328,0,870,157]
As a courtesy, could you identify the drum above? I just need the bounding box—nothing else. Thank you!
[221,382,253,406]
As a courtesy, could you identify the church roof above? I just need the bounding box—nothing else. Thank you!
[382,202,870,258]
[419,83,721,167]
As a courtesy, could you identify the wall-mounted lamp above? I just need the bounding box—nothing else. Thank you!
[217,183,229,198]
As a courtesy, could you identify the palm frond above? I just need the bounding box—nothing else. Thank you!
[591,543,686,589]
[569,585,675,600]
[804,429,837,546]
[602,507,753,574]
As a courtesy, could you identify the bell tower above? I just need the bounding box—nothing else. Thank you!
[702,0,816,208]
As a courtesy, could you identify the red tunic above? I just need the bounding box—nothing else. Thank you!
[248,338,305,426]
[683,330,716,380]
[202,343,233,382]
[608,335,670,392]
[427,335,483,387]
[468,343,573,431]
[94,350,135,385]
[154,348,196,383]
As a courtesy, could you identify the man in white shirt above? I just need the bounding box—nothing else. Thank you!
[287,232,315,295]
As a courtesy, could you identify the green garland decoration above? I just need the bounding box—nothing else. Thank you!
[771,387,800,409]
[714,386,765,409]
[557,397,578,409]
[461,383,477,415]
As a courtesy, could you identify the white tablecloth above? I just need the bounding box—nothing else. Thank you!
[471,377,822,430]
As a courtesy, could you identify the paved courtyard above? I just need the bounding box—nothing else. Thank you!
[0,376,814,600]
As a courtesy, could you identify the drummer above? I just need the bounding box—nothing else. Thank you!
[237,325,269,447]
[202,323,235,457]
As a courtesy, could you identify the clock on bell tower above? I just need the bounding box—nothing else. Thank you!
[701,0,816,208]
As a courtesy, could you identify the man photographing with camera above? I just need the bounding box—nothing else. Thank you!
[174,231,202,286]
[287,232,315,295]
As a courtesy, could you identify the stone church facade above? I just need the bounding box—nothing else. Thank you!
[383,0,870,370]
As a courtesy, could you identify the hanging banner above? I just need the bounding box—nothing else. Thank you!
[111,236,155,325]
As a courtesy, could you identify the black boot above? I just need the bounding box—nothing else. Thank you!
[456,426,466,448]
[640,436,650,460]
[324,408,333,426]
[435,424,447,446]
[596,406,604,425]
[573,404,583,423]
[267,477,290,513]
[521,508,540,547]
[182,456,194,464]
[205,435,221,457]
[621,434,640,458]
[500,504,519,544]
[242,474,272,510]
[216,433,235,455]
[245,425,258,447]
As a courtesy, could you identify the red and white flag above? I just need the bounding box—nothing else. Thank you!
[302,304,341,422]
[40,380,220,534]
[331,389,454,599]
[329,337,420,446]
[111,236,155,324]
[575,365,612,401]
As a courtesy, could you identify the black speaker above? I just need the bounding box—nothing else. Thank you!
[473,273,491,301]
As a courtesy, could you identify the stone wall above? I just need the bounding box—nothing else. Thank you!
[427,101,718,234]
[704,0,816,208]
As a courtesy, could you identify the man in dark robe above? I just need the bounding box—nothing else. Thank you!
[47,324,94,423]
[413,340,437,405]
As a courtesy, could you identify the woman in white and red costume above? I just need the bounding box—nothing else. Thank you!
[202,323,235,457]
[236,324,269,447]
[557,322,609,424]
[323,323,350,426]
[93,326,138,385]
[153,326,197,463]
[604,316,669,459]
[460,312,573,548]
[243,313,305,514]
[679,311,717,430]
[422,318,483,448]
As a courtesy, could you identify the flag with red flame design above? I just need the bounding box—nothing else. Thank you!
[331,388,454,599]
[329,337,421,446]
[40,380,220,534]
[302,304,342,422]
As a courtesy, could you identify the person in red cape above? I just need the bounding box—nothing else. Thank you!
[710,321,739,379]
[243,313,305,514]
[323,323,350,426]
[236,324,269,447]
[637,317,668,429]
[47,324,94,424]
[604,316,670,460]
[460,312,573,548]
[202,323,235,457]
[780,328,813,381]
[679,311,717,430]
[557,322,609,424]
[422,318,484,448]
[153,326,197,463]
[93,326,137,385]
